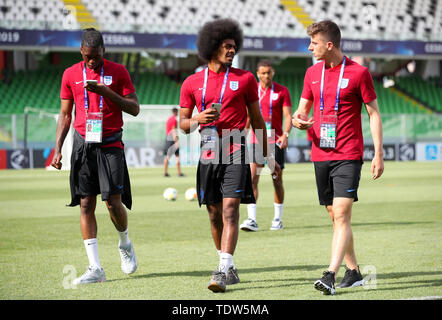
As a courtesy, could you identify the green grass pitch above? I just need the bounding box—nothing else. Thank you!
[0,161,441,300]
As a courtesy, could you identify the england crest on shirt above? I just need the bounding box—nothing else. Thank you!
[341,78,349,89]
[229,81,239,91]
[104,75,113,85]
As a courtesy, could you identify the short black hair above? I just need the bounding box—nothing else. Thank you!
[81,28,104,48]
[196,19,243,62]
[257,59,273,70]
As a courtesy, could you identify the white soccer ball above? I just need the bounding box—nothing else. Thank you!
[185,187,197,201]
[163,187,177,201]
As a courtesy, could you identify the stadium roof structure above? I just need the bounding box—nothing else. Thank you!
[0,0,442,59]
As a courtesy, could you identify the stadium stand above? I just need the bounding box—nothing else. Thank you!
[1,0,441,41]
[394,76,442,113]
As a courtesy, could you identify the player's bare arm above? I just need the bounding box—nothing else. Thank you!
[179,107,220,134]
[365,98,384,180]
[276,105,293,149]
[292,98,314,130]
[51,99,74,170]
[247,100,281,178]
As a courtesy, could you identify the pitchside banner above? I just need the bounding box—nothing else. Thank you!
[1,29,442,57]
[0,143,431,170]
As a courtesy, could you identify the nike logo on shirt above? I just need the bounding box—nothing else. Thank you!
[312,80,319,84]
[76,81,83,84]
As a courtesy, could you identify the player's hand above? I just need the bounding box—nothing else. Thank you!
[371,154,384,180]
[276,135,288,149]
[292,112,314,130]
[51,151,62,170]
[195,108,220,124]
[84,82,108,96]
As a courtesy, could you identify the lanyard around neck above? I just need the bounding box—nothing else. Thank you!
[320,56,346,113]
[201,66,229,111]
[83,63,104,112]
[258,82,274,122]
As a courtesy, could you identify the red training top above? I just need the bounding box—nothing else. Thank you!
[179,67,259,136]
[60,59,136,148]
[250,81,292,144]
[166,115,177,137]
[301,57,377,161]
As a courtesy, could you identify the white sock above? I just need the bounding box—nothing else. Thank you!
[274,203,284,221]
[118,228,131,247]
[218,252,234,274]
[217,249,222,256]
[247,203,257,221]
[84,238,101,269]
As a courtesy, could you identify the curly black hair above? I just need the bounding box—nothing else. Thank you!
[196,19,244,62]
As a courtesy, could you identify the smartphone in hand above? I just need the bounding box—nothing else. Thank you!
[211,103,222,114]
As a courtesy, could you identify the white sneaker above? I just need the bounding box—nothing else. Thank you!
[270,219,283,230]
[240,219,259,232]
[72,265,106,285]
[119,241,138,275]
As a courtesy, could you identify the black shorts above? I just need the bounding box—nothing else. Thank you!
[76,146,126,199]
[314,160,363,206]
[164,140,179,157]
[196,134,255,206]
[197,162,255,206]
[68,130,132,209]
[249,143,285,169]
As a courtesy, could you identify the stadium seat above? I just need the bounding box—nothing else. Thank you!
[1,0,441,40]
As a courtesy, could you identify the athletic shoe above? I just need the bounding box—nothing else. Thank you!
[240,219,259,232]
[314,271,336,295]
[72,265,106,285]
[208,270,226,293]
[119,241,138,275]
[337,267,365,288]
[226,266,240,285]
[270,219,283,230]
[164,173,170,177]
[178,173,185,177]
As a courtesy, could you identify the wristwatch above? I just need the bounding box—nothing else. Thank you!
[283,132,289,138]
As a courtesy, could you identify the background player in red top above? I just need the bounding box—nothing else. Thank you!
[179,19,280,293]
[292,20,384,295]
[240,59,293,232]
[163,107,183,177]
[51,28,140,285]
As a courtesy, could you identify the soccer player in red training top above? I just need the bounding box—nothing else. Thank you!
[179,19,281,293]
[51,28,140,285]
[292,20,384,295]
[163,107,183,177]
[240,59,293,232]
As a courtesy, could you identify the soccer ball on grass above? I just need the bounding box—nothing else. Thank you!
[163,187,178,201]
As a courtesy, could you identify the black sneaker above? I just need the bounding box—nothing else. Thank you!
[226,266,240,285]
[208,270,226,293]
[314,271,336,295]
[337,267,365,288]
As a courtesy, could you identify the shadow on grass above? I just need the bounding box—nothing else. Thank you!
[107,264,327,283]
[328,271,442,297]
[108,267,442,297]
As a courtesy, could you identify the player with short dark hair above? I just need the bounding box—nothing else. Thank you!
[180,18,280,293]
[240,59,293,232]
[51,28,140,285]
[292,20,384,295]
